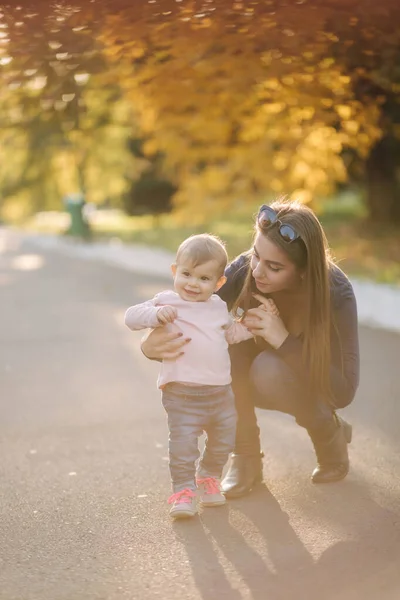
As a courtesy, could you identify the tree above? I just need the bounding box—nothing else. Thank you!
[325,3,400,222]
[99,0,400,222]
[123,136,176,218]
[2,0,400,222]
[0,1,133,217]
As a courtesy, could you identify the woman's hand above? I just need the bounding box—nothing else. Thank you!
[141,326,190,360]
[243,294,289,349]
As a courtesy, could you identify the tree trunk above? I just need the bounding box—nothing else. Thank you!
[152,213,162,229]
[365,136,400,224]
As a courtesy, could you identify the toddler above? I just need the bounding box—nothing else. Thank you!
[125,234,254,519]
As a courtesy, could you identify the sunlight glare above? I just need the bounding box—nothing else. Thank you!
[11,254,45,271]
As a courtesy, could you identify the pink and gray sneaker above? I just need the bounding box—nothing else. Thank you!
[196,477,226,507]
[168,488,197,519]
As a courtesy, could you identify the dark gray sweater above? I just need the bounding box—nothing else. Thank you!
[218,254,360,405]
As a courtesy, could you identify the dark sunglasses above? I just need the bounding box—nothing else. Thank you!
[257,205,300,243]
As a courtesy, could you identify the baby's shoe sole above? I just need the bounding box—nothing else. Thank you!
[170,507,198,519]
[200,497,226,507]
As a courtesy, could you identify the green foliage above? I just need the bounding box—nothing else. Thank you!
[0,2,133,219]
[124,172,176,217]
[124,137,176,216]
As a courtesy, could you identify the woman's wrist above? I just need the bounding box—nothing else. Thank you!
[140,331,154,359]
[268,329,289,350]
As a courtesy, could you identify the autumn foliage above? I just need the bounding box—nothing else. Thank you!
[1,0,400,221]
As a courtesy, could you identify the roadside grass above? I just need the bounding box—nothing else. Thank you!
[23,198,400,285]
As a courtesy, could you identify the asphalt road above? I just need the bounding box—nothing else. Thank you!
[1,229,400,600]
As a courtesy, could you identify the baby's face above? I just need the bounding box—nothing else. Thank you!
[172,259,225,302]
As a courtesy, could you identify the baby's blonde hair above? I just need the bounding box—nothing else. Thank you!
[176,234,228,277]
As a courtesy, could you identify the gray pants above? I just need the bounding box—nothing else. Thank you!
[162,382,237,492]
[230,341,355,455]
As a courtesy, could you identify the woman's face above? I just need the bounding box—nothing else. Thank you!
[250,231,303,294]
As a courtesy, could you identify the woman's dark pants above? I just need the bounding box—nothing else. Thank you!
[230,339,348,455]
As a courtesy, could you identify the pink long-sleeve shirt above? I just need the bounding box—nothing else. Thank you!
[125,290,253,389]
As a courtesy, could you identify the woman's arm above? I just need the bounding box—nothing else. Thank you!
[243,295,290,349]
[140,328,190,360]
[329,293,360,407]
[246,291,360,405]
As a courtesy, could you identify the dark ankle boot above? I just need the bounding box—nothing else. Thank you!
[221,453,264,498]
[309,415,352,484]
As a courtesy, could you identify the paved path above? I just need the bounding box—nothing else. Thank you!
[1,229,400,600]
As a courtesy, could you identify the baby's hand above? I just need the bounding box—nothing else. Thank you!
[157,305,178,325]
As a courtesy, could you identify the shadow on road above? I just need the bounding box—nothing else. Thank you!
[172,481,400,600]
[172,485,311,599]
[290,477,400,600]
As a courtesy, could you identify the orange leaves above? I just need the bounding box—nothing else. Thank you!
[101,18,359,213]
[80,2,400,216]
[336,105,353,120]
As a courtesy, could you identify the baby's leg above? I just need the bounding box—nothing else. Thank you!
[198,386,237,480]
[162,389,204,493]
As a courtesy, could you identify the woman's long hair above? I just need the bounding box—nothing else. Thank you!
[232,198,334,398]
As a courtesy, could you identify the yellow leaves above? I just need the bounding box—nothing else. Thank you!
[319,58,335,69]
[336,104,352,119]
[282,75,294,86]
[237,123,262,143]
[273,152,289,171]
[137,104,157,134]
[202,166,231,194]
[262,102,286,115]
[153,49,171,63]
[291,189,313,205]
[308,127,343,153]
[131,46,146,60]
[324,33,339,43]
[142,139,159,156]
[285,124,348,196]
[293,160,311,179]
[300,74,315,83]
[261,78,281,90]
[6,0,400,224]
[292,106,316,122]
[97,3,390,219]
[343,120,360,135]
[192,17,212,29]
[270,179,284,192]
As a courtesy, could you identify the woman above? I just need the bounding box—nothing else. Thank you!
[141,200,360,498]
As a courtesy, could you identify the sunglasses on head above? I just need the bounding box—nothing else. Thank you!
[257,205,300,244]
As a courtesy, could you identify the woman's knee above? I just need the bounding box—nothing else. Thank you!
[331,389,356,410]
[249,350,294,400]
[329,367,358,409]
